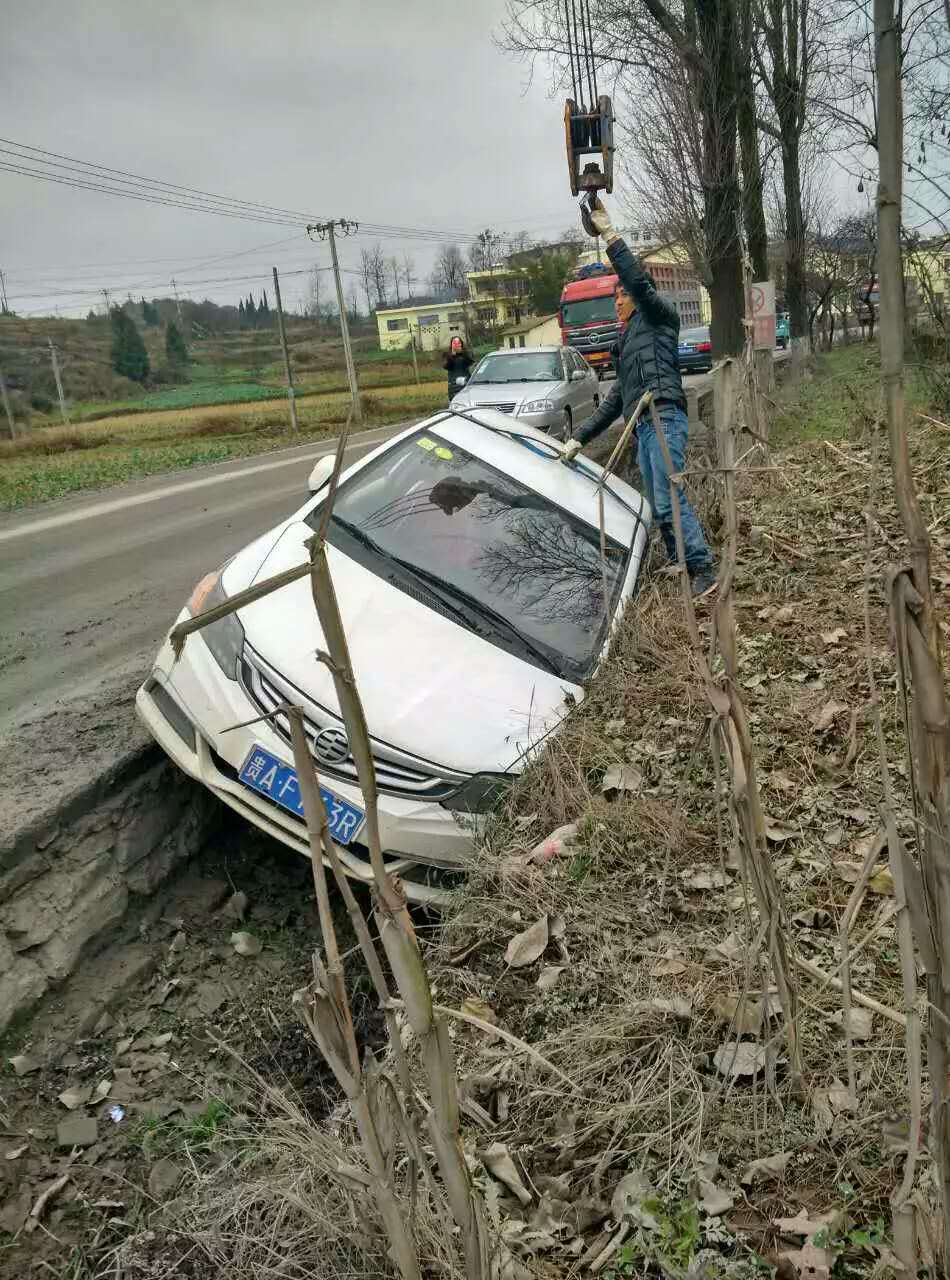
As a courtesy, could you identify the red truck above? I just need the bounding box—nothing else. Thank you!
[559,264,619,379]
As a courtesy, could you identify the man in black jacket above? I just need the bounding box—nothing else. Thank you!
[562,198,716,597]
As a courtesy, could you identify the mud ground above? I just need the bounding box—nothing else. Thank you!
[0,817,382,1279]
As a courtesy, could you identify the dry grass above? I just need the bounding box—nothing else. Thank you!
[138,395,949,1277]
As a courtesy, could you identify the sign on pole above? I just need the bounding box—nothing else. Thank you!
[751,280,776,349]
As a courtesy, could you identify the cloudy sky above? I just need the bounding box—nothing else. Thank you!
[1,0,618,318]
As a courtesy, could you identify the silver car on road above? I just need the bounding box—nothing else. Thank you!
[450,345,599,439]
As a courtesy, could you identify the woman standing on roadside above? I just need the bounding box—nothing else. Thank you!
[442,336,474,402]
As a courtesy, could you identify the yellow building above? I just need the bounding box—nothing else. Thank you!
[500,314,561,349]
[375,300,467,352]
[903,241,950,319]
[465,267,531,328]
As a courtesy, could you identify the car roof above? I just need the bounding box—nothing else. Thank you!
[482,345,564,355]
[382,408,647,546]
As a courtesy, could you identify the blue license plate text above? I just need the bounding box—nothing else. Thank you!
[238,745,365,845]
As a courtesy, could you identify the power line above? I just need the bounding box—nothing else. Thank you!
[2,232,306,287]
[0,138,326,223]
[0,137,576,250]
[0,160,304,228]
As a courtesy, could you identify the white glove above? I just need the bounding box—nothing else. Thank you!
[561,438,583,462]
[589,198,617,242]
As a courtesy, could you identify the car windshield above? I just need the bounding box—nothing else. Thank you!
[311,430,627,681]
[561,295,615,325]
[469,352,561,384]
[681,327,709,343]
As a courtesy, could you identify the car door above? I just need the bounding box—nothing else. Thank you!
[569,350,596,418]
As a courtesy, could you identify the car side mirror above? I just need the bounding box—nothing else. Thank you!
[455,375,467,387]
[570,369,587,381]
[308,455,335,495]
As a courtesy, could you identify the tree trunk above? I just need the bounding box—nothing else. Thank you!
[697,0,745,356]
[875,0,950,1266]
[781,131,809,344]
[737,0,769,280]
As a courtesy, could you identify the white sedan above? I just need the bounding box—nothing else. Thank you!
[136,409,651,902]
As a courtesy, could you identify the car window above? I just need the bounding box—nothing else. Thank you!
[311,430,627,681]
[469,352,562,384]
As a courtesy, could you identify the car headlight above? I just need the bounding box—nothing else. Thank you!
[185,566,245,682]
[441,772,515,815]
[519,399,555,415]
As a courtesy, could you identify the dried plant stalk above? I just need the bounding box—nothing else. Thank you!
[306,539,492,1280]
[648,381,802,1083]
[285,706,422,1280]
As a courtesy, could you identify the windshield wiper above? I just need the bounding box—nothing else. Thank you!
[331,516,498,630]
[383,559,565,677]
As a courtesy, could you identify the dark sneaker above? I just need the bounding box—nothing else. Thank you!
[690,567,718,599]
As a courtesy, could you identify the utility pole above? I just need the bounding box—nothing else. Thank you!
[0,368,15,439]
[0,269,9,315]
[48,338,70,424]
[102,288,112,316]
[409,326,420,385]
[307,219,362,425]
[272,266,298,433]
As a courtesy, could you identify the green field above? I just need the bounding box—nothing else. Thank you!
[0,382,447,511]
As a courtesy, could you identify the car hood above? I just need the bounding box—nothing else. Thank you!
[228,523,578,776]
[457,378,561,406]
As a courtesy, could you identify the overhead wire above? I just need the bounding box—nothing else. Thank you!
[0,138,325,223]
[583,0,600,101]
[564,0,580,101]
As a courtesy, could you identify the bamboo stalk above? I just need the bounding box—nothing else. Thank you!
[648,384,802,1083]
[305,534,492,1280]
[285,710,422,1280]
[287,707,360,1073]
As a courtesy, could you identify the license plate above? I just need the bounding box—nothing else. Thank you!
[679,345,695,354]
[238,745,365,845]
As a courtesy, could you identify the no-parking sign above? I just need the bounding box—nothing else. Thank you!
[751,281,776,349]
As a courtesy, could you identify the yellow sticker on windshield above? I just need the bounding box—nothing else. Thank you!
[417,437,453,461]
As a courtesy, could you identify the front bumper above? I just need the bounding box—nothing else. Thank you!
[136,626,476,905]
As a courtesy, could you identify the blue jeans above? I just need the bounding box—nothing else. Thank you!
[636,404,713,575]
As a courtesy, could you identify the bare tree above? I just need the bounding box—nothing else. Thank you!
[618,49,709,287]
[738,0,770,278]
[389,257,403,304]
[502,0,747,355]
[305,266,325,321]
[358,249,375,316]
[401,252,417,299]
[346,284,363,324]
[505,229,533,255]
[429,244,468,299]
[359,242,388,311]
[467,228,505,273]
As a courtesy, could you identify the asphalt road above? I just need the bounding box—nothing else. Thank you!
[0,425,402,735]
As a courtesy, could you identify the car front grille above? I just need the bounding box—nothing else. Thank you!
[479,401,518,414]
[239,646,466,801]
[566,325,619,351]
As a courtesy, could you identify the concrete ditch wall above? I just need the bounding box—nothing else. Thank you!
[0,746,219,1033]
